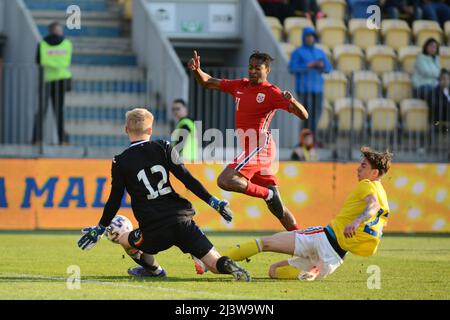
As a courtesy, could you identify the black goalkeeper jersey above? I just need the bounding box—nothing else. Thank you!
[99,139,212,233]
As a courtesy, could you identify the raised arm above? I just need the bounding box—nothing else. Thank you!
[344,194,380,238]
[188,50,222,90]
[283,91,309,120]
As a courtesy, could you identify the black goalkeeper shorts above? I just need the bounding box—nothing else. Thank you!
[128,219,214,259]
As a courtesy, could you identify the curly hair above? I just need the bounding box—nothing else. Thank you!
[249,51,274,68]
[361,146,393,177]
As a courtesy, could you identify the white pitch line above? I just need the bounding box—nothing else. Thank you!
[0,273,255,300]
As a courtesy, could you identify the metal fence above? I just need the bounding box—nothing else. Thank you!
[0,63,449,162]
[294,71,450,162]
[0,63,155,157]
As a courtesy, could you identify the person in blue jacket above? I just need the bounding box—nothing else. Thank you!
[289,27,332,134]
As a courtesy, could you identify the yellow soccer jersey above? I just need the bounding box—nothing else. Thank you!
[330,179,389,257]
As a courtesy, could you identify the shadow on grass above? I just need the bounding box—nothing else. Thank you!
[0,275,275,284]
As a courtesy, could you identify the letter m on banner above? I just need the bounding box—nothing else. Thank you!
[21,177,58,208]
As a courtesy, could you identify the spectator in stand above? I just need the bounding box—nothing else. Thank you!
[258,0,292,25]
[291,128,319,161]
[289,0,324,23]
[427,68,450,132]
[171,99,199,162]
[412,38,441,100]
[347,0,380,18]
[289,27,332,134]
[381,0,422,21]
[420,0,450,27]
[33,21,72,145]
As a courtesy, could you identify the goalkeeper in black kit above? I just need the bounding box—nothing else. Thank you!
[77,108,251,282]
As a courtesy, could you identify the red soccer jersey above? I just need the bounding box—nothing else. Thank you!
[220,78,291,133]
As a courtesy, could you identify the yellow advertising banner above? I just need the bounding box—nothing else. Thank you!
[0,159,449,232]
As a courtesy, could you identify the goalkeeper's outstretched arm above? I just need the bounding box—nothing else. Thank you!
[99,158,125,227]
[166,142,232,222]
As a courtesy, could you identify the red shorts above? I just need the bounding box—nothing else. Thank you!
[227,135,278,187]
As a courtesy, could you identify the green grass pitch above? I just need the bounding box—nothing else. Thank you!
[0,231,449,300]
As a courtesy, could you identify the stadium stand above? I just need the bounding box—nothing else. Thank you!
[412,20,443,47]
[400,99,429,133]
[398,45,421,74]
[381,19,411,51]
[367,98,398,132]
[440,46,450,70]
[284,17,314,47]
[315,43,332,61]
[383,71,413,103]
[280,41,296,60]
[317,0,347,20]
[335,97,365,131]
[348,18,379,50]
[266,16,284,41]
[333,44,364,75]
[353,71,381,103]
[317,99,333,131]
[446,20,450,45]
[21,0,168,147]
[1,0,448,161]
[366,45,397,76]
[316,18,347,47]
[323,70,348,102]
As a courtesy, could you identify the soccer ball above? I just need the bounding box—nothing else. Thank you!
[105,215,133,244]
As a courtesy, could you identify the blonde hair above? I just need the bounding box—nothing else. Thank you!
[125,108,154,136]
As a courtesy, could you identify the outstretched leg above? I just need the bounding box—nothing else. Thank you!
[218,167,299,231]
[198,248,251,282]
[118,231,166,277]
[222,231,296,262]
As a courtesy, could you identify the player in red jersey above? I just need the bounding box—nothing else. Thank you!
[188,50,308,231]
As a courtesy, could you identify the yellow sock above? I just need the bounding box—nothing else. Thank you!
[275,266,300,279]
[221,239,262,261]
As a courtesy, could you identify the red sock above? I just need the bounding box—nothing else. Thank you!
[245,181,269,199]
[287,224,300,231]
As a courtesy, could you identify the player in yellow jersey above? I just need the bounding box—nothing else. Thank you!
[219,147,393,281]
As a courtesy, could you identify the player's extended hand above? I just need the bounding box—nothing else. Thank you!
[282,90,293,101]
[77,225,106,250]
[343,221,360,238]
[209,197,233,222]
[188,50,201,71]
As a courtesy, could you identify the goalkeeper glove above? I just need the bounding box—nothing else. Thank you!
[77,225,106,250]
[209,196,232,222]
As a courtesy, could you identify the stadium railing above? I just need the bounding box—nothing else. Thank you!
[1,62,449,162]
[132,0,188,122]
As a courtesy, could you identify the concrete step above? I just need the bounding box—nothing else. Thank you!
[66,92,147,108]
[31,10,121,21]
[73,46,133,56]
[68,135,172,148]
[71,80,145,93]
[36,20,122,37]
[24,0,110,12]
[65,106,167,123]
[72,53,137,66]
[66,121,171,136]
[71,65,144,81]
[69,37,132,51]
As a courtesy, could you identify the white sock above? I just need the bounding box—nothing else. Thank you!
[152,266,163,275]
[265,189,274,201]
